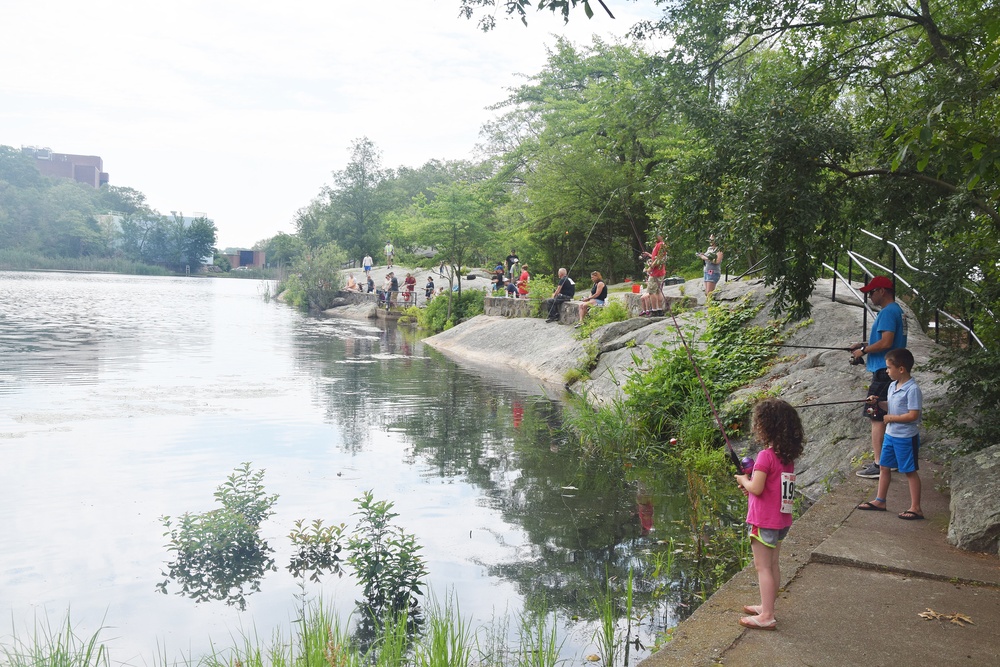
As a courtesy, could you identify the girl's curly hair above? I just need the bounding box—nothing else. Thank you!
[752,398,804,464]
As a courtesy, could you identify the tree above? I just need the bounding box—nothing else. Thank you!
[184,216,218,266]
[483,38,684,280]
[257,232,306,268]
[0,145,44,188]
[324,137,393,260]
[457,0,616,31]
[404,181,492,320]
[290,242,348,311]
[99,185,149,215]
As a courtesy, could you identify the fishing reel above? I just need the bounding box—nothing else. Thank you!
[849,346,866,365]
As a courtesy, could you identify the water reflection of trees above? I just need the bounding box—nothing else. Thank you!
[294,321,740,627]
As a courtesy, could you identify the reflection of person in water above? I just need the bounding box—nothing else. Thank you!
[512,401,524,428]
[636,481,654,536]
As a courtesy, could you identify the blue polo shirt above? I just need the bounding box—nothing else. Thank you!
[885,378,922,438]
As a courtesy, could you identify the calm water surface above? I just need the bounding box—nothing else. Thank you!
[0,272,693,665]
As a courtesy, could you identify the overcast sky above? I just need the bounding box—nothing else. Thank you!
[3,1,662,249]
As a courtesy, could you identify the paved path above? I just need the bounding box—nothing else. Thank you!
[641,462,1000,667]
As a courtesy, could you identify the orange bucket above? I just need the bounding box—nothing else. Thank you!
[631,283,641,294]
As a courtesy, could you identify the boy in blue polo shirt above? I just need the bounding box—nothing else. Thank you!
[856,348,924,520]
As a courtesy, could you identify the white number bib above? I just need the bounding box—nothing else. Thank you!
[780,472,796,514]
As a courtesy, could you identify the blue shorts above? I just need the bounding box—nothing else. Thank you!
[879,433,920,473]
[592,299,606,306]
[704,268,721,283]
[748,524,790,548]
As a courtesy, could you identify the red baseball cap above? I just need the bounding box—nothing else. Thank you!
[860,276,894,292]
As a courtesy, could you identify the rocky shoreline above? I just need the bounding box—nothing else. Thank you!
[423,277,997,554]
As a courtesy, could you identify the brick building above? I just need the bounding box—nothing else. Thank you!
[22,146,109,187]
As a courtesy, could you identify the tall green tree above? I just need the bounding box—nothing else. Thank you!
[324,137,393,260]
[484,38,684,280]
[403,181,492,318]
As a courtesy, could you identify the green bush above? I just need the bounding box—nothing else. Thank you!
[157,463,279,610]
[280,274,309,309]
[574,300,630,339]
[418,289,485,333]
[623,298,782,450]
[348,491,428,616]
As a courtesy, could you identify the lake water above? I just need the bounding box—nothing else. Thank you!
[0,271,697,665]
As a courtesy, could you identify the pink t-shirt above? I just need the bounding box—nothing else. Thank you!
[746,447,795,530]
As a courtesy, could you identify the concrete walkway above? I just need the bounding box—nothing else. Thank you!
[642,463,1000,667]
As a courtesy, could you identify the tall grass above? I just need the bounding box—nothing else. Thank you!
[0,249,171,275]
[2,597,657,667]
[414,595,471,667]
[515,610,562,667]
[1,613,110,667]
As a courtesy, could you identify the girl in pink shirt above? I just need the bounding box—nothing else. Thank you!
[735,398,804,631]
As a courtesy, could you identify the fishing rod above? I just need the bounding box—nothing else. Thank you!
[668,310,746,475]
[792,399,868,408]
[682,340,854,352]
[683,339,867,364]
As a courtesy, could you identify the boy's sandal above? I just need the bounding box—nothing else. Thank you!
[898,510,924,520]
[856,501,887,511]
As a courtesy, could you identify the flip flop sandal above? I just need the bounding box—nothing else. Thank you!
[898,510,925,520]
[856,501,887,511]
[739,616,776,631]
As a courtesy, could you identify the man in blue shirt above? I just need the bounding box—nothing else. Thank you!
[849,276,908,478]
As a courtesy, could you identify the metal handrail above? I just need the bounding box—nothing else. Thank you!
[858,229,994,320]
[828,232,986,349]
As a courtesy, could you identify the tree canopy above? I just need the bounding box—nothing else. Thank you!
[0,147,217,271]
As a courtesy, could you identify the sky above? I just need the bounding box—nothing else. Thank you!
[2,0,664,249]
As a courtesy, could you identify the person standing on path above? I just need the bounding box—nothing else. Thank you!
[384,241,394,269]
[639,233,666,315]
[505,249,520,282]
[387,272,399,309]
[363,253,373,276]
[697,234,723,296]
[517,264,530,298]
[849,276,908,479]
[735,398,804,631]
[403,272,416,303]
[856,348,924,520]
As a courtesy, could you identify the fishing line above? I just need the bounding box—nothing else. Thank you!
[668,310,744,474]
[565,188,621,279]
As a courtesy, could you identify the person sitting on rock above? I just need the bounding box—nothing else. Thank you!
[544,268,575,323]
[576,271,608,327]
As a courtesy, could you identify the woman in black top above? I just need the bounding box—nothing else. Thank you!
[576,271,608,326]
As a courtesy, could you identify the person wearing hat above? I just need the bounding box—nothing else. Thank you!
[850,276,908,479]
